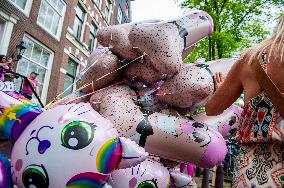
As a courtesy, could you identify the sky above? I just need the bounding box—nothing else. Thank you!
[131,1,279,29]
[131,0,183,22]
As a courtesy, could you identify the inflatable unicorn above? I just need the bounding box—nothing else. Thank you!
[0,91,148,188]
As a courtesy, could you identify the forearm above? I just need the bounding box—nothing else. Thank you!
[205,61,244,116]
[36,87,40,95]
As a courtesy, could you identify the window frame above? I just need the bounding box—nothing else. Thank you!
[36,0,66,41]
[88,22,98,51]
[16,34,54,104]
[8,0,33,16]
[63,57,79,96]
[125,2,129,19]
[0,10,17,55]
[93,0,101,9]
[105,0,112,23]
[116,6,123,24]
[73,3,87,42]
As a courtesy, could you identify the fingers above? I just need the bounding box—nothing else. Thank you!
[215,72,222,84]
[214,72,223,90]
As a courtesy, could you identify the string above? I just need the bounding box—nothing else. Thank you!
[45,50,109,109]
[45,79,127,110]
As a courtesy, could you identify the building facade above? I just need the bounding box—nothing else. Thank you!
[0,0,134,104]
[115,0,133,24]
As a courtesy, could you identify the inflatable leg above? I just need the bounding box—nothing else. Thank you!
[129,10,213,75]
[188,164,194,177]
[91,86,227,168]
[157,64,214,108]
[125,58,167,84]
[78,47,121,94]
[192,104,242,139]
[97,20,162,60]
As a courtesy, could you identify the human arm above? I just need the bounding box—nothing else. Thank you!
[0,62,10,66]
[205,60,244,116]
[34,80,40,96]
[35,85,40,96]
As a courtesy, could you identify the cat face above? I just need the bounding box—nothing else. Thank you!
[108,159,193,188]
[10,103,145,188]
[108,159,174,188]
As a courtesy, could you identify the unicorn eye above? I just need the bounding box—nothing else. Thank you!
[137,180,158,188]
[61,121,94,150]
[22,165,49,188]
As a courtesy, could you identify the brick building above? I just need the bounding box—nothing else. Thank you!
[0,0,134,104]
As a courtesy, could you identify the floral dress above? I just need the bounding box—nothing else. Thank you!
[232,59,284,188]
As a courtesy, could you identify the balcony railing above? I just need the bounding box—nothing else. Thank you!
[0,67,44,108]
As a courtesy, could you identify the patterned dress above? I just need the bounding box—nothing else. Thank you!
[232,62,284,187]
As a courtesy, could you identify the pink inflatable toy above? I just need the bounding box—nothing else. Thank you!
[78,47,121,94]
[180,163,195,177]
[90,85,227,168]
[129,10,213,75]
[108,159,194,188]
[97,19,162,61]
[192,105,243,139]
[77,10,231,171]
[0,91,148,188]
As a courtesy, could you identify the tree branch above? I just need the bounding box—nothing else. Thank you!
[218,0,228,15]
[233,1,263,29]
[214,0,219,15]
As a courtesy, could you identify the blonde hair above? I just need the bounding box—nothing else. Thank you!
[247,14,284,63]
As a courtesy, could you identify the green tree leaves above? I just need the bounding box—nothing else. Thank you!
[181,0,283,62]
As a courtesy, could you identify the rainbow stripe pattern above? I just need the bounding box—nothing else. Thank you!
[0,91,42,141]
[166,177,175,188]
[0,152,13,188]
[66,172,109,188]
[96,138,122,174]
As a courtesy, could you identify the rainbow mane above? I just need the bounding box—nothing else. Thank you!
[0,91,42,141]
[96,138,122,174]
[66,172,109,188]
[167,177,175,188]
[0,153,13,188]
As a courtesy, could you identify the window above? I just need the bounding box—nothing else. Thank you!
[8,0,33,15]
[125,3,129,19]
[117,7,123,24]
[93,0,101,8]
[88,23,98,51]
[63,58,78,96]
[37,0,66,39]
[105,0,112,22]
[0,12,16,55]
[9,0,27,10]
[16,35,53,103]
[73,4,86,41]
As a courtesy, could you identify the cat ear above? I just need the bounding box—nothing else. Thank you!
[118,137,148,169]
[0,91,42,141]
[169,169,194,188]
[0,152,13,188]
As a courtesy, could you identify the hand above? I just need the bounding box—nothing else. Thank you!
[214,72,223,89]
